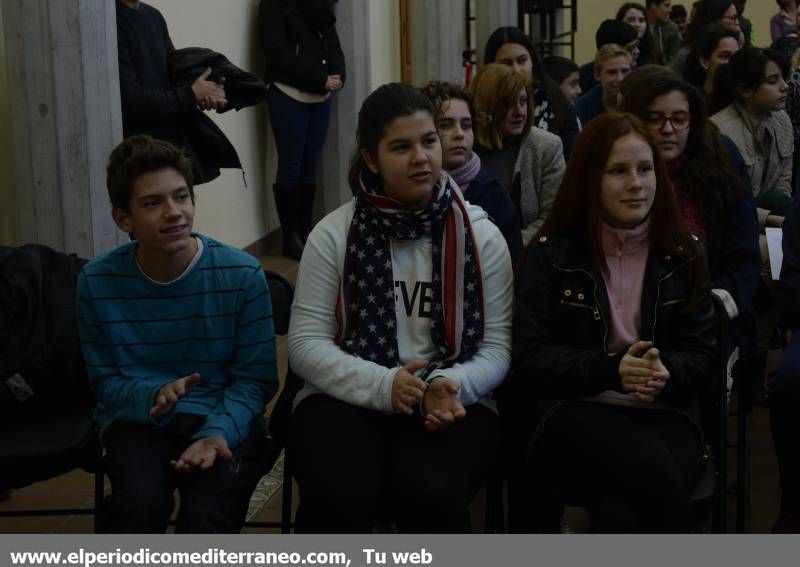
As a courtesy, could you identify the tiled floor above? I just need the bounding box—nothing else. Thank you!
[0,253,784,533]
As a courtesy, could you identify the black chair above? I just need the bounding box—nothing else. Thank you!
[0,405,105,531]
[0,245,105,532]
[264,269,294,337]
[240,269,295,533]
[520,294,730,533]
[727,348,756,533]
[692,294,730,532]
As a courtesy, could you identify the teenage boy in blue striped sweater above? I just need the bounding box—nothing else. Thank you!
[77,135,277,533]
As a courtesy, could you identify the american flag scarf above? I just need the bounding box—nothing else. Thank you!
[336,171,485,379]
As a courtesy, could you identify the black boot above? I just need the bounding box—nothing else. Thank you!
[296,182,317,243]
[273,184,304,260]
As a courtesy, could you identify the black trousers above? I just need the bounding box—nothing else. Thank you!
[288,394,500,533]
[767,331,800,512]
[532,401,704,533]
[102,413,273,533]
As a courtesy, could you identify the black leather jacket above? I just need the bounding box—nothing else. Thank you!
[259,0,346,95]
[512,232,717,413]
[169,47,269,112]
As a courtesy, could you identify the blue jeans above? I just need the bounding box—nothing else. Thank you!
[102,413,273,533]
[267,86,332,187]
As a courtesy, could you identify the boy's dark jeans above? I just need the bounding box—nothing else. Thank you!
[102,413,273,533]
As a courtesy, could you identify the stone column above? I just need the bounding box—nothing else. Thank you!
[475,0,518,65]
[409,0,466,86]
[317,0,372,218]
[2,0,125,258]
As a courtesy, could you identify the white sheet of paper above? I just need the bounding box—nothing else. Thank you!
[766,227,784,281]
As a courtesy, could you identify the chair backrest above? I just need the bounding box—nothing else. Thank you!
[264,269,294,336]
[701,294,730,458]
[692,293,730,531]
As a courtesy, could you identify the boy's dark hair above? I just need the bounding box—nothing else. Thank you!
[646,0,669,7]
[671,4,688,18]
[542,55,579,84]
[106,135,194,212]
[419,81,477,122]
[596,19,638,49]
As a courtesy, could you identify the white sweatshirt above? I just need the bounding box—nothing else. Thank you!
[288,199,513,413]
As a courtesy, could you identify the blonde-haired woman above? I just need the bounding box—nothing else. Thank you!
[471,63,566,245]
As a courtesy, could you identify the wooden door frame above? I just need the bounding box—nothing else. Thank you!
[399,0,412,83]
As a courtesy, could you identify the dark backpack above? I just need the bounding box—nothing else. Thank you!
[0,245,91,421]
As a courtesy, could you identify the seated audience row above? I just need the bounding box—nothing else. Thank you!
[75,8,800,534]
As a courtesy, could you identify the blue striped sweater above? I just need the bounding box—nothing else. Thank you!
[76,234,277,449]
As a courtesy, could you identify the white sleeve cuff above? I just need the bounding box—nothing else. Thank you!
[711,288,740,319]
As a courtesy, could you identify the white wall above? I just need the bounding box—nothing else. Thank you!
[148,0,274,250]
[151,0,399,249]
[369,0,401,90]
[0,0,401,250]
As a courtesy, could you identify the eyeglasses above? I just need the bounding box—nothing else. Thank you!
[643,112,691,131]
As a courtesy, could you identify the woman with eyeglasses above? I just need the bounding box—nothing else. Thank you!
[620,65,761,372]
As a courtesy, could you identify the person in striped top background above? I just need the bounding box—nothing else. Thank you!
[76,135,278,533]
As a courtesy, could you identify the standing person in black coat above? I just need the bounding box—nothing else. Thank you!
[259,0,346,260]
[116,0,227,182]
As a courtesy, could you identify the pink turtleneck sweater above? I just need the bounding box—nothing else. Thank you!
[599,219,651,356]
[586,219,666,409]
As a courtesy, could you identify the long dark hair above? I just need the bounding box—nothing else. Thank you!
[684,24,740,89]
[711,46,789,113]
[616,2,656,65]
[619,66,746,224]
[348,83,437,195]
[535,114,700,283]
[542,55,579,85]
[483,26,569,134]
[685,0,735,46]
